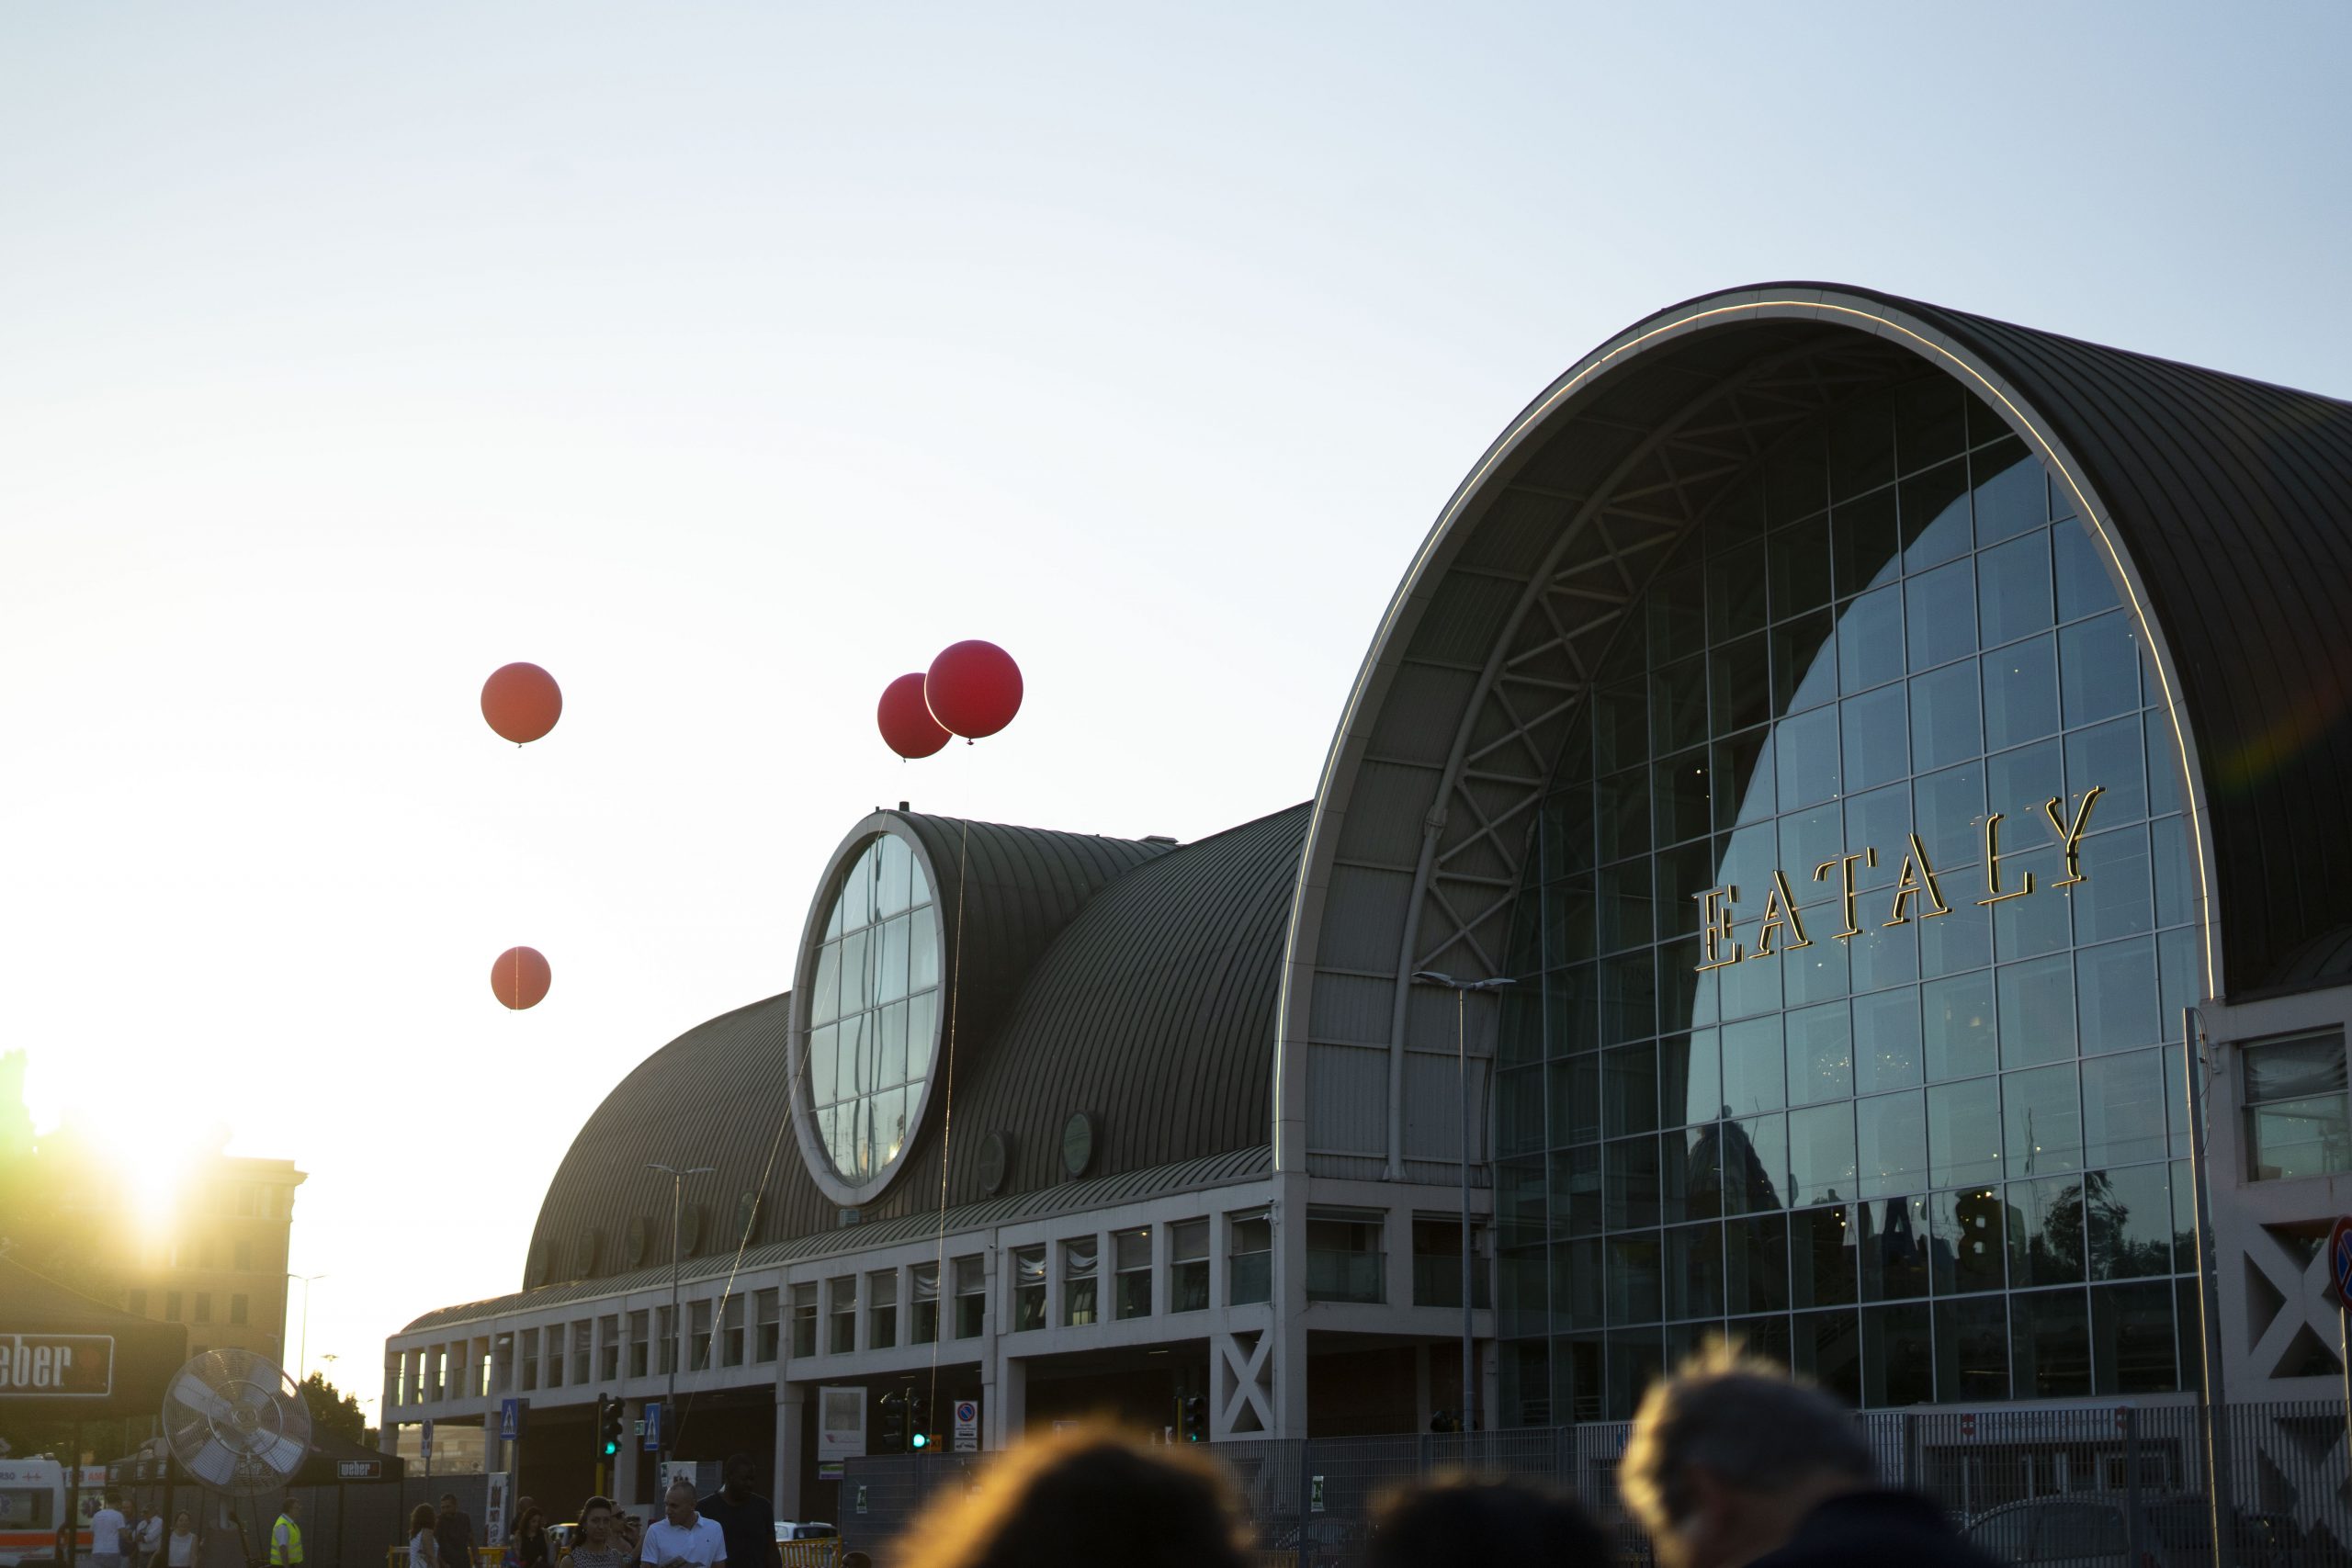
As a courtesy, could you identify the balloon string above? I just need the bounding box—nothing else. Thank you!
[929,816,968,1423]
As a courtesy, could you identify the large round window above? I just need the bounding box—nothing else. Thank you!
[804,832,942,1187]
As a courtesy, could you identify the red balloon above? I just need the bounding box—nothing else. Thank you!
[878,672,952,759]
[925,640,1023,739]
[481,662,562,744]
[492,946,551,1010]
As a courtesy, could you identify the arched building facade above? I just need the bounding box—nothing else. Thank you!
[382,285,2352,1517]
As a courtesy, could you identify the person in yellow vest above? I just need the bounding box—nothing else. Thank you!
[269,1497,303,1567]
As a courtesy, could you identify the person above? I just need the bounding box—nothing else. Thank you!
[698,1455,779,1568]
[639,1479,726,1568]
[165,1512,198,1568]
[437,1493,478,1568]
[514,1510,553,1568]
[896,1424,1248,1568]
[89,1493,129,1568]
[268,1496,303,1568]
[561,1496,631,1568]
[615,1517,641,1562]
[412,1506,443,1568]
[136,1508,164,1568]
[1620,1343,2003,1568]
[1365,1477,1609,1568]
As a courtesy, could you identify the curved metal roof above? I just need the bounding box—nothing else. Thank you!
[967,801,1307,1190]
[517,808,1300,1292]
[1276,283,2352,1174]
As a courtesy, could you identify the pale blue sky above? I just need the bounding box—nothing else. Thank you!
[4,2,2345,1417]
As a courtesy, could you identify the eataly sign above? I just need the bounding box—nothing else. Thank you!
[1693,785,2105,971]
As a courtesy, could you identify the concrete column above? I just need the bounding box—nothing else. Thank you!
[773,1385,805,1521]
[983,1344,1025,1450]
[1269,1175,1310,1437]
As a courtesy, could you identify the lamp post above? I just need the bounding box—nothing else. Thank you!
[647,1163,715,1456]
[287,1273,328,1382]
[1411,971,1516,1435]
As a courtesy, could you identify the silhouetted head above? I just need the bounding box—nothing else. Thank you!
[1367,1477,1609,1568]
[1622,1341,1876,1568]
[896,1425,1248,1568]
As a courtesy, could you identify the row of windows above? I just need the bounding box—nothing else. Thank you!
[1504,1161,2194,1326]
[161,1236,268,1271]
[398,1213,1491,1400]
[130,1289,251,1326]
[1501,1275,2199,1424]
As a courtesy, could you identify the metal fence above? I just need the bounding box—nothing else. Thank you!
[839,1400,2352,1568]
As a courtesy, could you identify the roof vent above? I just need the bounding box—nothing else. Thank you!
[1143,834,1179,845]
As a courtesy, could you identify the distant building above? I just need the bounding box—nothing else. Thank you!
[380,283,2352,1524]
[0,1064,308,1371]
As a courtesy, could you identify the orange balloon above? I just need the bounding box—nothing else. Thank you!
[481,662,562,744]
[492,946,551,1010]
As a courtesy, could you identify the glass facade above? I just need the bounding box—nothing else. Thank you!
[807,833,942,1183]
[1494,376,2203,1424]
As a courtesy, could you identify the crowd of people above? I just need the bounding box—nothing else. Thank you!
[402,1457,786,1568]
[896,1344,2003,1568]
[367,1345,1989,1568]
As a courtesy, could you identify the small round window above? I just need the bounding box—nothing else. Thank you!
[805,833,941,1185]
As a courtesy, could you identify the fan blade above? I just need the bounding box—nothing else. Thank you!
[258,1434,307,1475]
[169,1372,235,1424]
[187,1442,237,1486]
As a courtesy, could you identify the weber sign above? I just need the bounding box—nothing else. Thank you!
[0,1335,114,1397]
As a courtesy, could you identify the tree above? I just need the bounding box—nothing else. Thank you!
[299,1372,366,1448]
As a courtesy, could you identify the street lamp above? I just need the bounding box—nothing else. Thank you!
[1410,970,1516,1435]
[287,1273,328,1382]
[647,1162,716,1453]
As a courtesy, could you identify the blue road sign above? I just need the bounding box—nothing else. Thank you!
[499,1397,526,1440]
[2328,1215,2352,1307]
[421,1419,434,1458]
[641,1401,662,1452]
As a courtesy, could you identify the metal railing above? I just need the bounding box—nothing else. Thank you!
[836,1398,2352,1568]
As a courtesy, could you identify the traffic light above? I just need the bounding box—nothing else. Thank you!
[878,1391,907,1453]
[909,1393,931,1450]
[1181,1395,1207,1443]
[597,1394,625,1459]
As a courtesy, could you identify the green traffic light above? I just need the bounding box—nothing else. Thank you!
[910,1432,929,1450]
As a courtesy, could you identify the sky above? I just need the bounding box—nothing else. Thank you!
[4,2,2348,1427]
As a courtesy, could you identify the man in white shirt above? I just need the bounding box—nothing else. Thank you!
[136,1509,165,1566]
[639,1480,725,1568]
[89,1495,130,1568]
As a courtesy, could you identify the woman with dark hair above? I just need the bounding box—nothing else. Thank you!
[895,1425,1249,1568]
[410,1506,442,1568]
[1365,1477,1610,1568]
[513,1509,552,1568]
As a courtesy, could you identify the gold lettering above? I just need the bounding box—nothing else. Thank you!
[1977,812,2036,906]
[1814,850,1877,940]
[2042,785,2104,887]
[1753,870,1812,957]
[1694,886,1743,971]
[1885,834,1951,925]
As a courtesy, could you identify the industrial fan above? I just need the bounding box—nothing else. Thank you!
[162,1348,311,1495]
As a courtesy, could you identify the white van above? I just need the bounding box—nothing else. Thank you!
[0,1460,107,1568]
